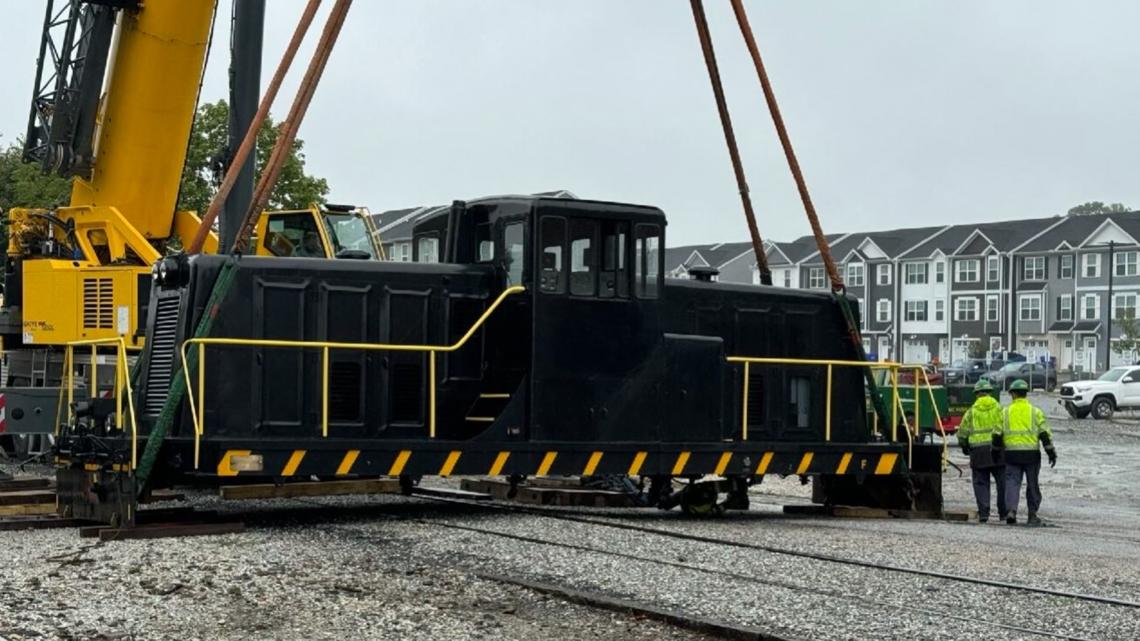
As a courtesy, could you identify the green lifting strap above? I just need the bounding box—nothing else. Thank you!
[133,257,241,495]
[833,292,891,435]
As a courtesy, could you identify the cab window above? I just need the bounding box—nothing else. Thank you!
[416,234,440,263]
[539,217,567,294]
[635,223,661,298]
[264,213,325,258]
[476,222,495,262]
[600,221,628,299]
[570,219,598,296]
[504,222,525,285]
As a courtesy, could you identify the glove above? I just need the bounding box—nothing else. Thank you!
[1046,448,1057,468]
[960,442,971,455]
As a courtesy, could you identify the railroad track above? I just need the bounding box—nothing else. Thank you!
[385,494,1133,641]
[3,483,1134,639]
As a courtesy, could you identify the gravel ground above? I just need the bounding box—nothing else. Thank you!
[1,393,1137,640]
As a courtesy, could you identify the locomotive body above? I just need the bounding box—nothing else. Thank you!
[56,196,941,522]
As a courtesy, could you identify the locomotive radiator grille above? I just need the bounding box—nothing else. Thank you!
[143,296,181,415]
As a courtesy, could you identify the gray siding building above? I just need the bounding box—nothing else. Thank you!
[666,211,1140,372]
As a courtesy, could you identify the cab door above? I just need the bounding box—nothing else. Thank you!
[528,213,663,443]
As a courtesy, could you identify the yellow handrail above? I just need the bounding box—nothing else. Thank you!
[181,285,525,468]
[729,356,939,469]
[58,337,140,469]
[919,367,950,470]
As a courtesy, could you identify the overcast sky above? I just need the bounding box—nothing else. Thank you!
[1,1,1138,245]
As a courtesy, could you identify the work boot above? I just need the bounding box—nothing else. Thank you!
[978,513,988,523]
[1027,514,1042,526]
[1006,515,1017,525]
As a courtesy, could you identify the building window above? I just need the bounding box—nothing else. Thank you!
[934,261,945,283]
[1083,253,1101,278]
[808,267,826,289]
[1019,295,1042,321]
[877,299,891,323]
[783,269,791,288]
[904,262,928,285]
[877,264,892,286]
[904,300,928,322]
[986,255,999,282]
[391,242,412,262]
[1023,256,1045,281]
[986,295,999,322]
[934,300,945,321]
[857,299,864,328]
[954,297,979,321]
[417,236,440,263]
[1115,251,1138,277]
[847,263,864,286]
[1082,294,1100,320]
[955,259,979,283]
[1114,293,1137,319]
[1060,254,1073,279]
[1058,295,1073,321]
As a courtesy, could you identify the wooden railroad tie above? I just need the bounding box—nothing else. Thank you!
[219,478,403,501]
[782,504,971,522]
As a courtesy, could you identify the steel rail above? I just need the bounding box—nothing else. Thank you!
[412,494,1140,611]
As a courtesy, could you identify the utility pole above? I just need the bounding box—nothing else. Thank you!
[1105,240,1116,371]
[221,0,265,251]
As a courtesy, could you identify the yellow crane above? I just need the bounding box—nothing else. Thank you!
[1,0,378,399]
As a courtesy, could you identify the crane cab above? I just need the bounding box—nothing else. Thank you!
[255,204,382,260]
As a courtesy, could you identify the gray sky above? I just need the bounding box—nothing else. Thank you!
[2,1,1138,245]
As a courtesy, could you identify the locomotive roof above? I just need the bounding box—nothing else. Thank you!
[414,195,667,226]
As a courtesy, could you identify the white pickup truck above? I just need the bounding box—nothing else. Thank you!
[1058,366,1140,419]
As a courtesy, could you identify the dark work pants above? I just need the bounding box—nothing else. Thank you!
[971,466,1007,519]
[1005,460,1042,518]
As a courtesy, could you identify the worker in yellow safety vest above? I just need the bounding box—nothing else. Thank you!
[1002,379,1056,526]
[956,378,1007,523]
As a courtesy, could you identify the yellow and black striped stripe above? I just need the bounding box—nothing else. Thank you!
[212,447,906,479]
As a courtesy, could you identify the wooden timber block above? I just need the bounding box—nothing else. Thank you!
[0,490,56,506]
[781,504,832,517]
[782,504,972,521]
[460,479,515,500]
[0,503,57,517]
[141,490,186,504]
[0,517,86,531]
[97,521,245,542]
[219,478,402,501]
[0,478,52,492]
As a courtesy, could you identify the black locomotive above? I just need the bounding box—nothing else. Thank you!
[56,196,942,523]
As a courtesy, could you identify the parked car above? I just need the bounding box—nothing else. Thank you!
[989,362,1057,392]
[896,364,943,385]
[940,359,989,385]
[1059,366,1140,419]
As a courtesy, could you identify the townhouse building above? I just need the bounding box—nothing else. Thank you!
[666,210,1140,372]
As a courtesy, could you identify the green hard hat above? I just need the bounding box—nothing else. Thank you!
[1009,379,1030,392]
[973,379,994,393]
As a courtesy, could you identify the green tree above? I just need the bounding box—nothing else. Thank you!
[1114,308,1140,359]
[178,100,330,215]
[0,138,72,252]
[1067,201,1131,216]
